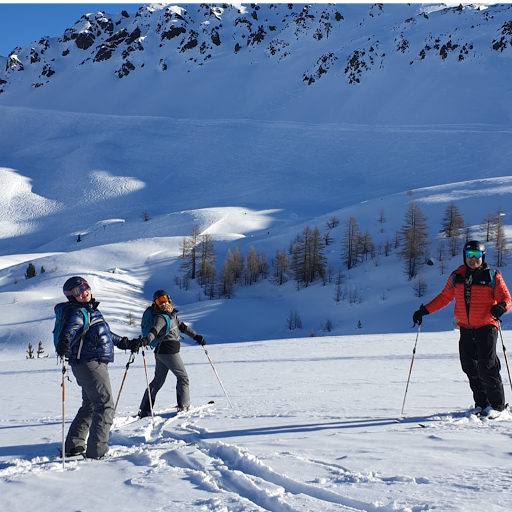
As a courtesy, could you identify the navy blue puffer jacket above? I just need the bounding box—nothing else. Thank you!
[56,299,124,365]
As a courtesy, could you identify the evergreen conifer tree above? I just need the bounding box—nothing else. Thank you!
[37,341,46,358]
[25,263,37,279]
[26,343,35,359]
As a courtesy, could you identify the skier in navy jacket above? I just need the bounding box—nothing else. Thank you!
[56,276,137,459]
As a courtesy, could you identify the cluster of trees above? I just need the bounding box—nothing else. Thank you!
[26,341,48,359]
[401,200,509,282]
[178,224,270,299]
[178,225,219,297]
[25,263,45,279]
[177,201,509,302]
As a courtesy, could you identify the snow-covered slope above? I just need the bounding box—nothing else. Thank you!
[1,106,512,255]
[2,334,512,511]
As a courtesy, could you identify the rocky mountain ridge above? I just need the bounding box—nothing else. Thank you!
[1,3,512,123]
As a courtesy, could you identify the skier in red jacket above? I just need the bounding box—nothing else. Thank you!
[413,241,512,418]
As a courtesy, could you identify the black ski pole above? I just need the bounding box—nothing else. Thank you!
[497,319,512,395]
[114,351,136,416]
[203,347,233,408]
[141,347,155,420]
[401,324,421,416]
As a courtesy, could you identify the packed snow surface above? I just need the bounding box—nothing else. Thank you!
[2,333,512,511]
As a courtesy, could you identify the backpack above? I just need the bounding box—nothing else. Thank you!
[450,268,498,299]
[53,303,91,356]
[141,307,171,348]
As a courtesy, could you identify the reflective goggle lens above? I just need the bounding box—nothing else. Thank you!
[465,250,483,259]
[155,295,171,306]
[66,282,90,297]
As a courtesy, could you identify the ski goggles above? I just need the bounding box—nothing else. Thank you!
[465,249,483,259]
[65,282,90,297]
[155,295,172,306]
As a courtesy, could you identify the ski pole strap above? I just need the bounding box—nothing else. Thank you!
[126,351,136,368]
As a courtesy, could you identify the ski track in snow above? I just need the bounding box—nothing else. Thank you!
[8,404,512,511]
[0,406,427,512]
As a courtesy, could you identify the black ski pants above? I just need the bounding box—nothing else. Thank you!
[459,325,505,411]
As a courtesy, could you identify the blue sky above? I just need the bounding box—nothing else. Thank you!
[0,3,141,57]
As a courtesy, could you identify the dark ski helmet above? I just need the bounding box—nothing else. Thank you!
[153,289,170,302]
[463,240,486,264]
[63,276,90,298]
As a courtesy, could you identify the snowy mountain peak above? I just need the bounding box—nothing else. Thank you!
[1,3,512,123]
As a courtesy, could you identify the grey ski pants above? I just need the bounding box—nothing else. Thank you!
[139,352,190,414]
[66,361,114,459]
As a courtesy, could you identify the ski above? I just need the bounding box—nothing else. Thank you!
[57,448,87,460]
[478,404,510,421]
[113,400,215,429]
[415,404,511,427]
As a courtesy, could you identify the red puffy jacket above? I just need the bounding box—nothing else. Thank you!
[425,264,512,329]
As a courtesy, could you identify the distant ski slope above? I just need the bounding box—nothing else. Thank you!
[1,105,511,254]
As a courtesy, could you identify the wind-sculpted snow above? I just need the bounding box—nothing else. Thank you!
[1,104,512,256]
[0,168,61,240]
[85,171,146,204]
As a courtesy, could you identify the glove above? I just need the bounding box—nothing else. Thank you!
[56,340,69,358]
[413,304,430,326]
[117,336,131,350]
[194,334,206,346]
[491,303,507,319]
[128,338,142,353]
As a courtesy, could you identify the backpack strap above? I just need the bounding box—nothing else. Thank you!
[71,308,102,360]
[489,269,498,300]
[450,268,497,298]
[449,270,457,289]
[151,313,172,348]
[162,313,172,334]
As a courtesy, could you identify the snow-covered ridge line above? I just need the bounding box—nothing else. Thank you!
[1,3,512,123]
